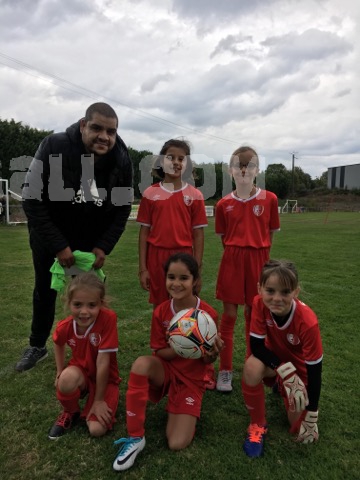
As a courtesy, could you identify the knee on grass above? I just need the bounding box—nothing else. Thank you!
[87,420,107,437]
[167,433,193,451]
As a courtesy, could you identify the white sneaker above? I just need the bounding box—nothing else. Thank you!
[216,370,233,392]
[113,436,146,471]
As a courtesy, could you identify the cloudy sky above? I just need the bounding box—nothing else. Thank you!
[1,0,359,179]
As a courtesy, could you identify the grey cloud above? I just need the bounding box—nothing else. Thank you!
[210,34,254,58]
[334,88,351,98]
[262,28,353,62]
[171,0,279,21]
[141,73,174,93]
[0,0,95,40]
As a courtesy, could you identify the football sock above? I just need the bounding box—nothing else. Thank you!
[126,371,149,437]
[242,379,266,426]
[56,388,81,413]
[219,314,237,371]
[244,307,252,359]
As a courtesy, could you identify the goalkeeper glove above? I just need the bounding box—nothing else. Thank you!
[296,410,319,443]
[277,362,309,413]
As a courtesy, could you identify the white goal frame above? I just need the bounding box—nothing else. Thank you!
[0,178,27,225]
[281,199,298,213]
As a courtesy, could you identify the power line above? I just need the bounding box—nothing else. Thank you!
[0,52,239,146]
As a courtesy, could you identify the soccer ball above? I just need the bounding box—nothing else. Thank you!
[167,308,217,359]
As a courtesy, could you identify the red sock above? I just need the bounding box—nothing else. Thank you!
[241,379,266,426]
[126,372,149,437]
[244,307,252,359]
[56,388,81,413]
[219,314,237,371]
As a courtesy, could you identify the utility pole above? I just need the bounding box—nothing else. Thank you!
[291,152,298,196]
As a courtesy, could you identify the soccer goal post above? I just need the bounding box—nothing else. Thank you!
[281,199,298,214]
[0,178,27,225]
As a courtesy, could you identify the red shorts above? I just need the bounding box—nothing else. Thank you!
[147,244,193,305]
[216,246,270,305]
[149,359,204,418]
[79,373,120,430]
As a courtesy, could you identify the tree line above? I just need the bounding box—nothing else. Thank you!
[0,118,327,200]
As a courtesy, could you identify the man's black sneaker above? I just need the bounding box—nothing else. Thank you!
[15,346,48,372]
[48,411,80,440]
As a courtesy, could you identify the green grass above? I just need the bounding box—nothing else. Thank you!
[1,212,360,480]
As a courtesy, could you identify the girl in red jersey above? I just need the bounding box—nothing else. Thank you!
[137,139,208,308]
[242,260,323,457]
[215,146,280,392]
[113,253,224,472]
[137,139,216,391]
[48,272,120,440]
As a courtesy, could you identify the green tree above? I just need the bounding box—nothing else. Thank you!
[313,171,328,188]
[0,119,52,180]
[263,163,291,198]
[128,146,154,199]
[293,166,313,194]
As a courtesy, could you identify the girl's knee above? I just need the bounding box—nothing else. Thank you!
[58,366,84,393]
[167,433,193,451]
[87,421,107,437]
[243,355,268,385]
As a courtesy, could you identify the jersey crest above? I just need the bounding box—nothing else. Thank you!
[253,205,264,216]
[89,332,101,347]
[183,195,193,206]
[287,333,300,345]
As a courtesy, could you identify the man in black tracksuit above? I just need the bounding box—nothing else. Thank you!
[16,102,133,372]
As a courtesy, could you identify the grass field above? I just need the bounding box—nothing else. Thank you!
[1,212,360,480]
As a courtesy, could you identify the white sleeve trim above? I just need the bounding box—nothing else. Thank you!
[193,224,208,229]
[98,348,118,353]
[305,355,323,365]
[136,221,151,227]
[250,332,266,339]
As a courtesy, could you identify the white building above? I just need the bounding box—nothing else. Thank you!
[327,163,360,189]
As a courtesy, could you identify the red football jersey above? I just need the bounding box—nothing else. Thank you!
[150,298,218,385]
[215,189,280,248]
[250,296,323,382]
[53,308,120,384]
[137,182,208,248]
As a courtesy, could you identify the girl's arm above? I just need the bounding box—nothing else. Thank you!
[138,225,151,291]
[86,352,112,427]
[203,334,224,364]
[192,227,204,268]
[54,343,66,387]
[193,227,205,294]
[154,347,178,361]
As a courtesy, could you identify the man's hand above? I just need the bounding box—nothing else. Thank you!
[56,247,75,268]
[92,248,106,269]
[277,362,309,413]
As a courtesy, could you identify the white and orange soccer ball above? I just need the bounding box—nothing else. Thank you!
[167,308,217,359]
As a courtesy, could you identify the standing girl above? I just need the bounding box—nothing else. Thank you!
[215,146,280,392]
[113,253,223,472]
[137,139,208,308]
[241,259,323,457]
[48,272,120,439]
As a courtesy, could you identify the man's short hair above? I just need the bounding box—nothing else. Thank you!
[84,102,118,126]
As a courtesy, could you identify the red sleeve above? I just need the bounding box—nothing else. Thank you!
[150,304,169,351]
[215,200,225,235]
[136,193,152,226]
[191,191,208,227]
[52,317,71,346]
[98,309,119,352]
[249,296,267,338]
[269,194,280,231]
